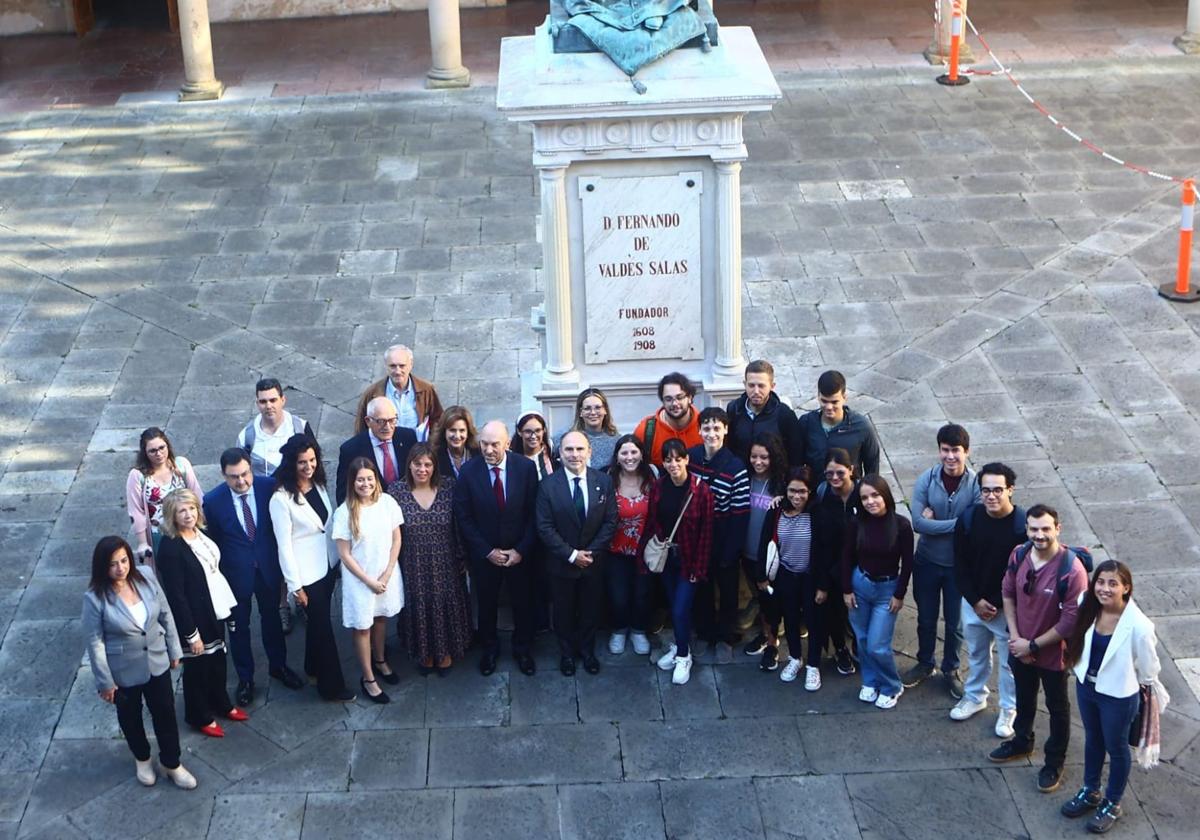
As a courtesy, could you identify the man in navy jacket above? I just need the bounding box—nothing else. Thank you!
[203,448,304,706]
[453,420,540,677]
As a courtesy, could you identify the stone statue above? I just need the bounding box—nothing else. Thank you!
[550,0,718,84]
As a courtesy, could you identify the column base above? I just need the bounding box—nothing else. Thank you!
[1174,32,1200,55]
[426,67,471,89]
[178,79,225,102]
[923,42,976,66]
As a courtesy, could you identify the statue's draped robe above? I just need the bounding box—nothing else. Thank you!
[564,0,707,75]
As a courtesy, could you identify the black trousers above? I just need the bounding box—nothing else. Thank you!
[114,669,181,769]
[551,570,603,658]
[775,567,824,666]
[695,560,741,643]
[303,566,348,699]
[822,587,853,653]
[742,553,781,633]
[606,552,651,633]
[181,648,234,729]
[1010,655,1072,770]
[471,556,533,656]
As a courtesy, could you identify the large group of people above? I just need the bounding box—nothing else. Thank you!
[82,344,1168,834]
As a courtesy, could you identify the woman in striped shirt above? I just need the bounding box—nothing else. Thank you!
[759,466,828,691]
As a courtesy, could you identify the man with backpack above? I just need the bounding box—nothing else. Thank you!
[950,463,1026,737]
[989,504,1091,794]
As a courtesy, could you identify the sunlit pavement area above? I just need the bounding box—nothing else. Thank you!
[2,1,1200,837]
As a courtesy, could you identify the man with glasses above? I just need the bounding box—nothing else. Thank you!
[950,463,1026,738]
[634,372,703,467]
[335,397,418,505]
[989,504,1088,795]
[354,344,444,442]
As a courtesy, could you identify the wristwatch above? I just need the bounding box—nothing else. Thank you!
[1028,638,1040,654]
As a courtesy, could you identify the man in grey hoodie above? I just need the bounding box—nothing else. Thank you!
[903,424,980,698]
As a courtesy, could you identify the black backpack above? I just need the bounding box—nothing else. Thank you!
[1008,541,1095,605]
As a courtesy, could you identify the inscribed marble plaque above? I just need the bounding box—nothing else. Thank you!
[580,172,704,363]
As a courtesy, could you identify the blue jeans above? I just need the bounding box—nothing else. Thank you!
[606,552,651,633]
[1077,681,1140,805]
[913,561,962,672]
[661,555,696,657]
[960,598,1014,709]
[849,568,901,696]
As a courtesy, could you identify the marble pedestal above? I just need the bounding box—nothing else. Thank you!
[496,20,780,431]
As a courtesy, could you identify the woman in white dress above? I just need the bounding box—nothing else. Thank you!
[332,457,404,704]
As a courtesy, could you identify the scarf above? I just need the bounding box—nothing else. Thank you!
[1132,680,1171,769]
[185,531,239,622]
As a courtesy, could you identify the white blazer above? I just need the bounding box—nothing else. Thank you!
[1072,598,1160,698]
[270,485,336,593]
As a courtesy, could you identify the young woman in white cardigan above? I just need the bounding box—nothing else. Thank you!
[1061,560,1160,835]
[270,435,355,703]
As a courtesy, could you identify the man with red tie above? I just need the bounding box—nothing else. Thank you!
[335,397,417,505]
[453,420,540,677]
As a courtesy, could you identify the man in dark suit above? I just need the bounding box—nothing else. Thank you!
[336,396,417,504]
[536,431,617,676]
[453,420,539,677]
[203,448,304,705]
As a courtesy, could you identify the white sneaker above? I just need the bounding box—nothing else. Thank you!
[995,708,1017,739]
[950,697,988,722]
[858,686,879,703]
[875,686,904,710]
[671,654,693,685]
[135,758,156,786]
[780,657,802,683]
[657,644,678,670]
[608,632,627,655]
[804,666,822,692]
[162,763,197,790]
[630,632,651,655]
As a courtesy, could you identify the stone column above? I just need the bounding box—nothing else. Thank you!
[924,0,974,66]
[176,0,224,101]
[427,0,471,89]
[538,165,579,387]
[712,159,745,380]
[1176,0,1200,53]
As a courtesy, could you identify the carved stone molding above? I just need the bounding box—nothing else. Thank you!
[533,114,746,163]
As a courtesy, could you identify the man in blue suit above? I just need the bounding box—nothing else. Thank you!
[204,448,304,706]
[453,420,539,677]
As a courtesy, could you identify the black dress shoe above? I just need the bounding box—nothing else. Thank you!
[479,653,497,676]
[516,653,537,676]
[269,666,305,690]
[560,656,576,676]
[373,659,400,685]
[236,680,254,706]
[582,655,601,675]
[360,678,389,705]
[322,688,357,703]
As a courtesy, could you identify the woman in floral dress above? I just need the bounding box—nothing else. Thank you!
[388,443,471,675]
[125,428,203,564]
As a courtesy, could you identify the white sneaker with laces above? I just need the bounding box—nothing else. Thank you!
[950,697,988,721]
[657,644,678,670]
[630,632,651,655]
[672,654,693,685]
[804,666,822,692]
[858,686,879,703]
[780,656,802,683]
[875,686,904,710]
[995,708,1017,738]
[609,632,627,655]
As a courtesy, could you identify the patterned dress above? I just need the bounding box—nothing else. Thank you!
[388,478,471,662]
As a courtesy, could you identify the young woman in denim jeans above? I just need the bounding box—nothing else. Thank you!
[841,476,914,710]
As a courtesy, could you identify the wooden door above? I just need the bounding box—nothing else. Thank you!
[72,0,95,38]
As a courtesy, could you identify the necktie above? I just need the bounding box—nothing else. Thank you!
[240,494,256,541]
[492,466,506,511]
[380,441,397,485]
[572,476,586,525]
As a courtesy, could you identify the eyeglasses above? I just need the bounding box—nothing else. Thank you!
[824,469,848,479]
[580,407,605,414]
[520,428,544,437]
[980,486,1008,496]
[662,395,690,405]
[1023,566,1037,596]
[146,445,168,455]
[368,417,398,426]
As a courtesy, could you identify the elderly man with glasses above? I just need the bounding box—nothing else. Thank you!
[335,397,418,505]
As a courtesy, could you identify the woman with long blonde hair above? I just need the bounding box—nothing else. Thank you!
[332,457,404,703]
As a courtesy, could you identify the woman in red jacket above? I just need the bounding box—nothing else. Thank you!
[640,438,714,686]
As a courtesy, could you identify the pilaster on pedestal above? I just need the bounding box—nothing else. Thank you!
[538,164,579,390]
[712,159,745,382]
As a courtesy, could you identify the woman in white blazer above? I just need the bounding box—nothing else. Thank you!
[82,535,196,790]
[1062,560,1160,834]
[270,435,355,703]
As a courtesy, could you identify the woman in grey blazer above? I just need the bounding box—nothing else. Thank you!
[82,536,197,790]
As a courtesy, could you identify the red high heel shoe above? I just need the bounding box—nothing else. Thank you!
[199,721,225,738]
[226,708,249,722]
